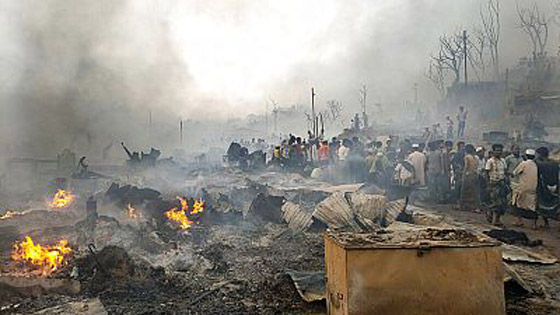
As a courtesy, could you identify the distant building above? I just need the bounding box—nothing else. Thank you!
[437,55,560,131]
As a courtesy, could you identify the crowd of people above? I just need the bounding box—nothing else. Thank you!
[402,141,560,228]
[266,131,559,229]
[221,105,559,229]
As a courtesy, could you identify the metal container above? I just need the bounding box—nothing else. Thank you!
[325,227,504,315]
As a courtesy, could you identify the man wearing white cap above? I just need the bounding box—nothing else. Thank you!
[511,149,538,228]
[408,144,427,186]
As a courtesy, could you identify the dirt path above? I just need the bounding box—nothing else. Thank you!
[427,203,560,257]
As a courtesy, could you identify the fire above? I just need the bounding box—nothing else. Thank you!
[165,207,194,230]
[191,200,205,214]
[127,203,138,219]
[164,197,205,230]
[12,236,72,275]
[49,189,74,209]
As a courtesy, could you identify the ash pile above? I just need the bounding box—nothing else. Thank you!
[0,171,331,314]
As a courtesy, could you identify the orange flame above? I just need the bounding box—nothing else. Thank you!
[165,208,193,230]
[49,189,74,209]
[191,200,205,214]
[164,197,205,230]
[12,236,72,275]
[127,203,138,219]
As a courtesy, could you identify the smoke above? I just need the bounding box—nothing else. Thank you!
[0,0,198,159]
[0,0,557,160]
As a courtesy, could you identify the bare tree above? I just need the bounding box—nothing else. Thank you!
[466,27,488,81]
[431,33,465,85]
[517,2,549,59]
[480,0,500,78]
[325,99,344,126]
[427,29,488,93]
[303,111,314,131]
[426,59,446,96]
[552,0,560,55]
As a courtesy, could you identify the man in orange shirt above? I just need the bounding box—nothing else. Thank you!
[318,140,330,166]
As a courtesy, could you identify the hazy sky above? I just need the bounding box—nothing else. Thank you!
[0,0,558,156]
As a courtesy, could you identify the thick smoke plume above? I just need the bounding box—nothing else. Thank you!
[0,0,557,162]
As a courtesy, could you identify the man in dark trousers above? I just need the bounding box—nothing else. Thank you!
[535,147,559,228]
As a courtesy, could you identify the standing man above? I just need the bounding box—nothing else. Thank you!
[511,149,538,228]
[505,145,523,181]
[422,127,432,147]
[426,141,444,202]
[352,136,365,157]
[457,106,468,138]
[485,144,508,226]
[408,144,427,186]
[318,140,330,166]
[535,147,559,228]
[385,139,397,162]
[329,137,339,163]
[451,141,466,202]
[446,116,454,139]
[441,140,453,203]
[459,144,479,211]
[352,113,361,131]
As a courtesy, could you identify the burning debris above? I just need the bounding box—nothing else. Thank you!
[164,197,205,230]
[48,189,75,209]
[127,203,139,219]
[11,236,73,276]
[165,207,193,230]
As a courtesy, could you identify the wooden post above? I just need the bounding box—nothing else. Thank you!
[320,113,324,137]
[180,119,183,145]
[311,88,317,135]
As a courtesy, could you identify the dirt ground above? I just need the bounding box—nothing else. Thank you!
[429,204,560,258]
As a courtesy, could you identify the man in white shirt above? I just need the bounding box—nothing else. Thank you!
[407,144,427,186]
[337,140,350,161]
[456,106,468,138]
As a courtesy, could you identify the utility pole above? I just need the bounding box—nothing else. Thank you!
[311,88,316,136]
[463,30,468,85]
[414,83,418,104]
[179,119,183,145]
[320,113,324,136]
